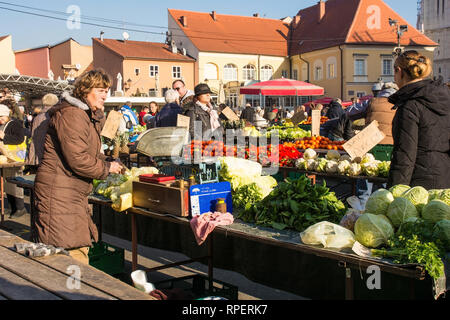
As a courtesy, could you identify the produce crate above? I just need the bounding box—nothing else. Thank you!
[88,241,124,276]
[298,124,312,131]
[153,274,239,300]
[158,162,220,184]
[370,144,393,161]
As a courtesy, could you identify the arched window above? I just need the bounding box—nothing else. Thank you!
[204,63,218,80]
[260,65,273,81]
[242,64,256,81]
[326,57,337,79]
[223,64,238,81]
[313,59,324,81]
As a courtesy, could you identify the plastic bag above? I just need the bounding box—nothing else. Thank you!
[300,221,356,249]
[339,196,364,231]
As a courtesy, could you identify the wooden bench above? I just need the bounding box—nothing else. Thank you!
[0,229,156,300]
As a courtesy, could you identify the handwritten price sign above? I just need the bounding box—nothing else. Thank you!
[343,121,385,160]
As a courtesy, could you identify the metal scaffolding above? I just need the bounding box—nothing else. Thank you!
[0,74,74,98]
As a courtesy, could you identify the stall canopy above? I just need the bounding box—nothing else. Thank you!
[239,78,324,96]
[305,97,352,107]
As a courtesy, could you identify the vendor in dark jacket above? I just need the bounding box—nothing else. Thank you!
[154,89,183,127]
[388,50,450,190]
[240,103,256,124]
[0,103,26,218]
[325,99,345,119]
[183,83,223,140]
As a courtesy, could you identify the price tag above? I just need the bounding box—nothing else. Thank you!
[177,114,190,128]
[311,110,321,137]
[101,110,123,140]
[343,121,386,160]
[221,107,240,121]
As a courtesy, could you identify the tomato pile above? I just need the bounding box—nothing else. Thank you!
[300,116,329,125]
[294,136,345,150]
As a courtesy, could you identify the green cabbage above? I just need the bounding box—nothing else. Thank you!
[365,188,394,215]
[402,186,429,213]
[428,189,443,202]
[254,175,278,199]
[421,200,450,224]
[389,185,411,198]
[354,213,394,248]
[326,150,341,161]
[437,189,450,206]
[386,197,419,228]
[432,220,450,251]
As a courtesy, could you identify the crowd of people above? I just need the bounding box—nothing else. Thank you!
[0,50,447,265]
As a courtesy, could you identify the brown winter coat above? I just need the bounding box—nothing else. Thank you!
[34,93,111,249]
[365,97,395,145]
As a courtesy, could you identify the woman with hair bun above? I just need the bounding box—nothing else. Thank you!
[387,50,450,189]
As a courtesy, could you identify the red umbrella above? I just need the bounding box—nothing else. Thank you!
[304,97,333,106]
[239,78,324,96]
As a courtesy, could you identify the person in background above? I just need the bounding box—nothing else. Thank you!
[292,105,308,122]
[172,79,194,109]
[154,89,182,127]
[143,101,159,129]
[183,83,223,140]
[388,50,450,189]
[34,69,123,264]
[240,103,256,124]
[118,100,139,134]
[138,106,149,126]
[149,101,158,117]
[325,98,345,120]
[0,103,26,218]
[363,82,398,144]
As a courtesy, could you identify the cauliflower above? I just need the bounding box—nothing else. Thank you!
[362,162,379,177]
[303,148,317,160]
[306,159,316,171]
[325,160,339,174]
[348,163,362,176]
[295,158,307,170]
[326,150,341,161]
[361,153,376,165]
[337,160,351,175]
[314,158,328,172]
[340,155,351,162]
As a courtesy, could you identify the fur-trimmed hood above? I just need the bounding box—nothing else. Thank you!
[49,91,104,121]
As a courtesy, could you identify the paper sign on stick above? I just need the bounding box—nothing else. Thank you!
[311,110,321,137]
[177,114,190,128]
[291,112,306,126]
[343,121,386,160]
[101,110,123,140]
[221,107,240,121]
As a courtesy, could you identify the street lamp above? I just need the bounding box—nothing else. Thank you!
[389,18,408,57]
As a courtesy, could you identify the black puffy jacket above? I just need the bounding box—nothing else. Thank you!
[325,101,345,119]
[387,79,450,189]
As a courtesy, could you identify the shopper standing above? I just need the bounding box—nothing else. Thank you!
[388,50,450,189]
[172,79,194,109]
[34,69,123,264]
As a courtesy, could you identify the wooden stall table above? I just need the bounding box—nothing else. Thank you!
[0,228,155,300]
[0,162,27,231]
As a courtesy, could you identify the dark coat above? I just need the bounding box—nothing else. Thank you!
[34,93,111,249]
[240,106,256,123]
[2,118,24,145]
[325,101,345,119]
[387,79,450,189]
[321,113,354,141]
[183,102,223,139]
[155,103,183,127]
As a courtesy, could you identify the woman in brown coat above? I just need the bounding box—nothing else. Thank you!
[34,69,123,264]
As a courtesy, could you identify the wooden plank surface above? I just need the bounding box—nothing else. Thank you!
[0,246,116,300]
[0,229,154,300]
[0,266,61,300]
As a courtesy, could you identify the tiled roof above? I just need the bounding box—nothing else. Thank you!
[290,0,437,55]
[168,9,289,57]
[92,38,195,62]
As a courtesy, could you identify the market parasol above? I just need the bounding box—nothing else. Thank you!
[239,78,324,96]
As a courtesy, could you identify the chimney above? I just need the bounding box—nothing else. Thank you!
[253,13,260,18]
[212,11,217,21]
[100,31,104,41]
[171,40,177,54]
[180,16,188,27]
[318,0,325,22]
[294,15,301,26]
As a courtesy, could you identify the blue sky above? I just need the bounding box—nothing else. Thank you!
[0,0,418,50]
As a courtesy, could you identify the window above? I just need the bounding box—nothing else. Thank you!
[149,65,159,77]
[354,59,366,75]
[281,70,288,78]
[437,0,440,15]
[292,69,298,80]
[172,66,181,78]
[326,57,337,79]
[357,91,366,98]
[242,64,256,81]
[204,63,218,80]
[313,59,323,81]
[314,66,323,81]
[224,64,238,81]
[382,59,393,75]
[135,68,140,76]
[260,65,273,81]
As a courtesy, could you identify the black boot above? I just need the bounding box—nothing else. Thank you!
[9,197,27,219]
